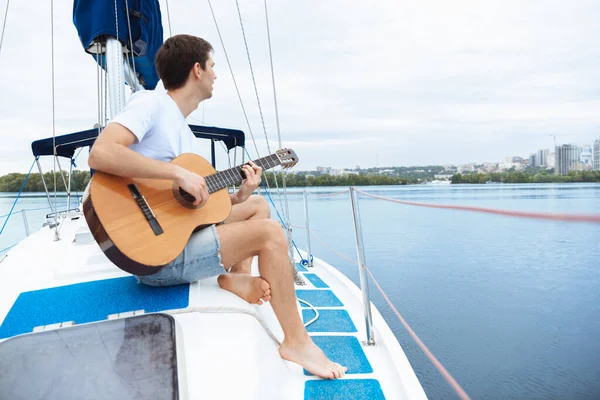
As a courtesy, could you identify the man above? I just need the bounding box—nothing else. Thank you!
[88,34,347,380]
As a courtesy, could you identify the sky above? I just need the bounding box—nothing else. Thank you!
[0,0,599,176]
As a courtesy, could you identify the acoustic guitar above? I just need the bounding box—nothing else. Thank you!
[83,149,299,276]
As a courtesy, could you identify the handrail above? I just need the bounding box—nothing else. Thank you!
[0,159,37,237]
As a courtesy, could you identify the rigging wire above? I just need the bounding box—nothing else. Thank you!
[50,0,58,238]
[0,0,10,60]
[124,0,138,92]
[234,1,286,212]
[234,1,297,272]
[113,0,122,112]
[165,0,173,37]
[206,0,262,160]
[262,0,293,263]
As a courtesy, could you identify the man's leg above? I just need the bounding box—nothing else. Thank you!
[216,219,347,379]
[217,195,273,304]
[224,195,270,274]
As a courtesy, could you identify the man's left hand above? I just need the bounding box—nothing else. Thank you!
[232,161,262,204]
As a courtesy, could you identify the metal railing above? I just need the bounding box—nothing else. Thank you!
[303,187,375,345]
[0,206,58,255]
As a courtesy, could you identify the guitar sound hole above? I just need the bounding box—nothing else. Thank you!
[178,188,196,204]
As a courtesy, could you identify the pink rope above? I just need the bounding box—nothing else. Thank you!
[302,226,471,399]
[305,190,349,197]
[353,188,600,224]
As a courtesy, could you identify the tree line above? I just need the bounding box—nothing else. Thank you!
[0,170,91,193]
[452,170,600,184]
[1,168,599,192]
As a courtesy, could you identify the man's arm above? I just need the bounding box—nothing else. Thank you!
[88,122,208,206]
[88,122,180,180]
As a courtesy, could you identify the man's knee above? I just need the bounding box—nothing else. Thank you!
[251,195,270,218]
[259,219,286,249]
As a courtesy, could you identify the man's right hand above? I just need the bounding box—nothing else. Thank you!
[175,166,209,207]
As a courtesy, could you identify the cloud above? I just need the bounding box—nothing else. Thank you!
[0,0,599,175]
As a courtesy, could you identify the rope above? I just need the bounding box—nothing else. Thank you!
[306,189,350,197]
[294,224,471,400]
[363,266,471,400]
[297,298,319,328]
[0,159,36,237]
[353,188,600,224]
[166,306,281,346]
[0,0,10,60]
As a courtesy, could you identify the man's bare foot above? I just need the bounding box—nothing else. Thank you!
[217,273,271,305]
[279,337,347,379]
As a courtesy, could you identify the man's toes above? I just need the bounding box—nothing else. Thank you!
[264,289,271,296]
[262,295,272,302]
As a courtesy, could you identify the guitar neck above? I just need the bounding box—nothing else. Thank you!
[205,154,281,193]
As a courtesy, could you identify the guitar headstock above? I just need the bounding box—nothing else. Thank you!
[275,148,299,169]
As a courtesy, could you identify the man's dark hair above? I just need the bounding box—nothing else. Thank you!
[155,34,214,90]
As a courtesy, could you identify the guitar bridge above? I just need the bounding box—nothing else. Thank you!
[127,184,164,236]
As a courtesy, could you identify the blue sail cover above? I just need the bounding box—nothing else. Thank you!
[72,0,163,90]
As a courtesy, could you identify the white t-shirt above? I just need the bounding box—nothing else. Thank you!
[112,90,197,161]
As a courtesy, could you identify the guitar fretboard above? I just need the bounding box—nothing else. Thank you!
[204,154,280,193]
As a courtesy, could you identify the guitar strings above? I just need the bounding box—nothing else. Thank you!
[140,154,282,211]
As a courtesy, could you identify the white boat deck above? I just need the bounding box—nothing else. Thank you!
[0,212,426,399]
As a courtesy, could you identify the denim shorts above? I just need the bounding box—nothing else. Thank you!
[137,224,225,287]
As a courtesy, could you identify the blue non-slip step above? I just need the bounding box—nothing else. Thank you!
[296,262,309,272]
[304,379,385,400]
[303,273,329,288]
[302,309,357,333]
[0,276,189,339]
[296,290,343,308]
[304,336,373,375]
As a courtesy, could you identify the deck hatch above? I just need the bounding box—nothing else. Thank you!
[0,314,179,400]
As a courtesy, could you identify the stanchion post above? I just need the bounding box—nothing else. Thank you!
[349,187,375,345]
[21,209,30,237]
[303,189,313,267]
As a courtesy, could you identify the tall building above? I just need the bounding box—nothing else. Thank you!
[548,152,555,171]
[580,145,593,169]
[594,139,600,170]
[529,153,537,167]
[555,145,581,175]
[537,149,549,168]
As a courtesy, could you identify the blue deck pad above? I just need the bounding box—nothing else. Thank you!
[303,274,329,288]
[302,309,357,333]
[296,290,343,308]
[0,277,189,339]
[304,336,373,375]
[296,262,308,272]
[304,379,385,400]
